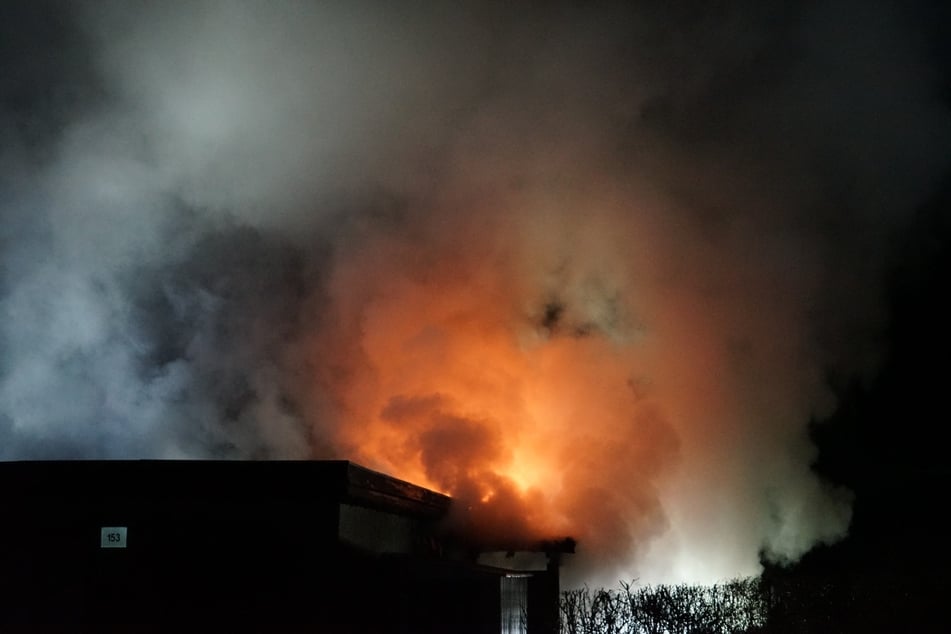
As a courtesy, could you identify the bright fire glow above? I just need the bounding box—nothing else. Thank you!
[302,194,855,586]
[315,206,682,574]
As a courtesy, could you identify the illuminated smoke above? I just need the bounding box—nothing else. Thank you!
[1,1,948,585]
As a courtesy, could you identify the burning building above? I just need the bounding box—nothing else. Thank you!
[0,460,573,632]
[6,0,946,596]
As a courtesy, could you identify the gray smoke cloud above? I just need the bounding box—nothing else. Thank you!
[1,0,948,584]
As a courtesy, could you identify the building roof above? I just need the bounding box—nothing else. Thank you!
[2,459,452,518]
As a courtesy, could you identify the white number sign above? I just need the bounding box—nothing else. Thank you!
[100,526,128,548]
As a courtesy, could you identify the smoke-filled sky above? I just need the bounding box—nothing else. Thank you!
[2,0,949,586]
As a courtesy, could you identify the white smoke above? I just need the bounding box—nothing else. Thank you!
[0,0,948,584]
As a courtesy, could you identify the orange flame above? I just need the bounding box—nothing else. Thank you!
[312,205,680,566]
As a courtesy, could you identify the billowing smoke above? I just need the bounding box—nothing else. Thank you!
[1,1,948,585]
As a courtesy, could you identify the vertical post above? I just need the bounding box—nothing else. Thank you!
[526,553,561,634]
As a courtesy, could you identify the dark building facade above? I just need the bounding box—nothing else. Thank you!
[0,460,572,633]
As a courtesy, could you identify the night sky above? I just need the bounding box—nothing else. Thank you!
[2,0,950,607]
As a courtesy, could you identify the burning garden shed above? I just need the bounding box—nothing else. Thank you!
[0,460,573,632]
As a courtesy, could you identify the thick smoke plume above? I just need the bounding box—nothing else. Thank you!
[1,1,948,584]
